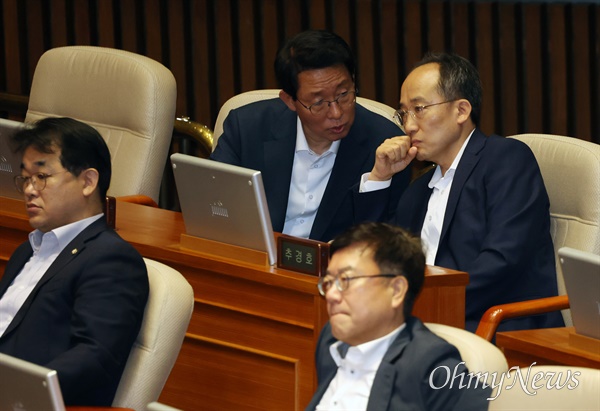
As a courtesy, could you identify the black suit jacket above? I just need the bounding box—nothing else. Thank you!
[385,130,563,332]
[0,218,149,406]
[211,98,410,242]
[306,317,491,411]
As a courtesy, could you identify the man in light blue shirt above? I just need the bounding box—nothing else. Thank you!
[211,30,411,242]
[0,117,148,406]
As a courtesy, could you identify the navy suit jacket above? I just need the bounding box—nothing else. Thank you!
[0,218,148,406]
[211,98,410,242]
[389,130,563,332]
[306,317,491,411]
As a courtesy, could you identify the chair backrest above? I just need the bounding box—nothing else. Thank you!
[26,46,177,204]
[488,365,600,410]
[425,323,508,378]
[212,89,397,150]
[508,134,600,325]
[112,258,194,411]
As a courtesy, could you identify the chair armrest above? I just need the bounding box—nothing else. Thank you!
[116,195,159,208]
[475,295,570,342]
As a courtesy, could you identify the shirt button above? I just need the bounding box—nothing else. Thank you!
[309,195,313,200]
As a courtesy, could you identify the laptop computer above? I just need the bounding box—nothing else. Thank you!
[170,153,277,266]
[0,118,26,200]
[0,352,66,411]
[559,246,600,339]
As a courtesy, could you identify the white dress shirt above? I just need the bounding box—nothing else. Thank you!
[316,324,405,411]
[282,118,340,239]
[421,132,473,264]
[0,214,103,336]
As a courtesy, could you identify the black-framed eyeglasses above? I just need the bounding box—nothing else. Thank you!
[297,89,358,116]
[317,272,399,296]
[14,172,65,194]
[393,99,458,131]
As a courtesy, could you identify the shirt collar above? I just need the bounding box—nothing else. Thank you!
[28,214,104,251]
[295,117,340,156]
[428,128,475,188]
[329,323,406,370]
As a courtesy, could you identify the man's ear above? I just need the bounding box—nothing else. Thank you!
[279,90,298,112]
[81,168,99,198]
[456,99,473,125]
[391,275,408,309]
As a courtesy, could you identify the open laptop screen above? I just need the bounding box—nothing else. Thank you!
[0,118,26,200]
[0,353,66,411]
[170,153,277,265]
[559,246,600,339]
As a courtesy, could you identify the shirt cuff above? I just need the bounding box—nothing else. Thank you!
[359,172,392,193]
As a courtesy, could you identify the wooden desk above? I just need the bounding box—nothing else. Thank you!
[496,327,600,369]
[0,197,467,411]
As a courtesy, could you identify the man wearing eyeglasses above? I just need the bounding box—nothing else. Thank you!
[306,222,490,411]
[358,52,563,333]
[0,118,148,406]
[211,30,411,242]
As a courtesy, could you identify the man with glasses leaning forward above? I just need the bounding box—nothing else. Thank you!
[0,117,148,406]
[211,30,411,242]
[306,222,490,411]
[357,52,563,333]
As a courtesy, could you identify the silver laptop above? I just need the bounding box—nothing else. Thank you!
[559,247,600,339]
[0,352,66,411]
[0,118,26,200]
[170,153,277,265]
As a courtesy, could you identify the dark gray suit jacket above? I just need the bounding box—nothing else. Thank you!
[0,218,148,406]
[211,98,410,242]
[306,317,491,411]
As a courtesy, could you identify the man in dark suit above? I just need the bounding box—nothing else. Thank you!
[211,30,410,242]
[0,117,149,406]
[359,52,563,332]
[306,222,491,411]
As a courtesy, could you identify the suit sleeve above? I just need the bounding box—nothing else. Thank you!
[455,140,555,320]
[421,345,491,411]
[45,238,148,405]
[210,108,243,165]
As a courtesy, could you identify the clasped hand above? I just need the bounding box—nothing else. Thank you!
[369,136,417,181]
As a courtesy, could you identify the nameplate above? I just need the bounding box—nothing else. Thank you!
[105,196,116,229]
[276,234,329,277]
[180,233,269,266]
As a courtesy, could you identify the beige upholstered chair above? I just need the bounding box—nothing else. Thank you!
[488,365,600,410]
[112,258,194,411]
[476,134,600,341]
[212,89,397,150]
[425,323,508,380]
[26,46,177,204]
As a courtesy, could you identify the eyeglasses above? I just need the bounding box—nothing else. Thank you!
[297,89,358,116]
[318,272,399,296]
[14,172,65,193]
[393,99,458,131]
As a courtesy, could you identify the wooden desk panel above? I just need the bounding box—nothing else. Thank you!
[0,197,467,411]
[496,327,600,369]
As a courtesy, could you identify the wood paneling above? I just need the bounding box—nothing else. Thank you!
[0,0,597,143]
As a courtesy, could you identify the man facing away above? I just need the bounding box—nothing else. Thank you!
[307,222,491,411]
[357,52,563,332]
[0,117,149,405]
[211,29,411,242]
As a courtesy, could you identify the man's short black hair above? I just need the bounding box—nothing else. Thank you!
[274,30,356,99]
[330,222,426,318]
[10,117,112,204]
